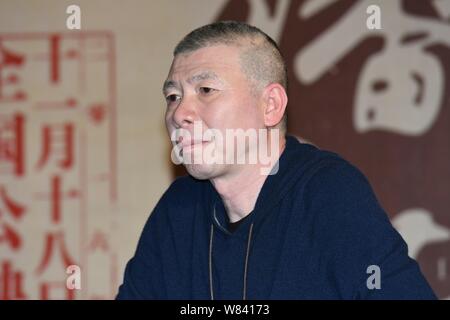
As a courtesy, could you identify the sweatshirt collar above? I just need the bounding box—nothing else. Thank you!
[208,135,306,236]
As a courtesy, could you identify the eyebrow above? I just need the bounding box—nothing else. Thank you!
[162,80,178,95]
[162,71,222,95]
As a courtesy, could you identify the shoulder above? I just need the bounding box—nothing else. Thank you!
[159,175,207,208]
[300,151,398,252]
[298,151,394,247]
[302,152,378,213]
[139,175,207,242]
[148,174,210,225]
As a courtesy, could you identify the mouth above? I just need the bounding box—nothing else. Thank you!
[178,139,212,154]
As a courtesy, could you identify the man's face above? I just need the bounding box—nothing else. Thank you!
[163,45,265,180]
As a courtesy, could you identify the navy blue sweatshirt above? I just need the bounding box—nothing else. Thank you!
[117,136,436,299]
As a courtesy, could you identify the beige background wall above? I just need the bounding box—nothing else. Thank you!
[1,0,449,299]
[0,0,226,299]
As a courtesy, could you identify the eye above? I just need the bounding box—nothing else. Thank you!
[199,87,216,95]
[165,94,180,104]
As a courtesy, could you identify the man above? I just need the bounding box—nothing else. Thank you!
[117,21,436,299]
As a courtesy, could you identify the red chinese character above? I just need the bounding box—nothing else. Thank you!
[0,260,27,300]
[0,113,25,176]
[0,43,26,102]
[88,231,109,252]
[0,186,26,251]
[36,122,74,171]
[35,231,76,275]
[34,175,80,224]
[50,175,62,224]
[39,280,75,300]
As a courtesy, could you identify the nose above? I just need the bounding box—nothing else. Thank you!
[172,95,197,129]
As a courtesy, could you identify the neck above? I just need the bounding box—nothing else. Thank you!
[210,134,286,223]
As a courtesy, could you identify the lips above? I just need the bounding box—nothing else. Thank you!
[178,138,212,154]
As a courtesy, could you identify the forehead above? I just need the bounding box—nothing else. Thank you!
[167,45,243,80]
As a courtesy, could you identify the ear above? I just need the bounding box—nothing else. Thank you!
[262,83,288,128]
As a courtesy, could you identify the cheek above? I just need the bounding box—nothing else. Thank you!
[164,111,170,126]
[200,93,260,129]
[164,110,174,131]
[232,98,262,128]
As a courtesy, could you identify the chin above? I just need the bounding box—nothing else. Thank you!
[184,163,217,180]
